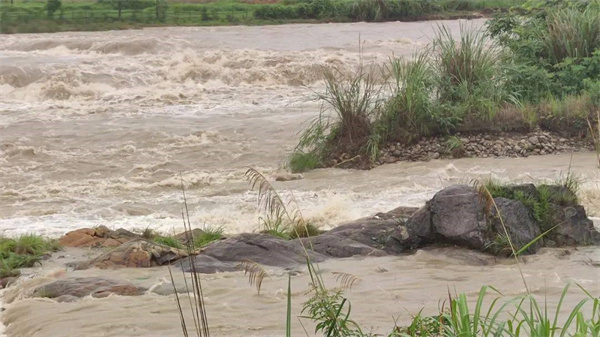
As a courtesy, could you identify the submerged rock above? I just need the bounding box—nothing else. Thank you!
[75,239,189,269]
[33,277,146,302]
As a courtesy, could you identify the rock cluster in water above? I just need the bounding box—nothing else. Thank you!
[375,130,592,164]
[53,184,598,276]
[13,184,598,301]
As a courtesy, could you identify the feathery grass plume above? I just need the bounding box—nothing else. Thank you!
[245,168,303,227]
[332,272,360,291]
[239,260,270,295]
[167,176,210,337]
[245,168,363,336]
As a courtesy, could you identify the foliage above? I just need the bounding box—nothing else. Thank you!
[0,234,61,278]
[193,226,224,248]
[154,235,183,249]
[487,2,600,100]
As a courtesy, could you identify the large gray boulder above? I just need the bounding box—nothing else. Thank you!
[430,185,489,249]
[490,198,541,254]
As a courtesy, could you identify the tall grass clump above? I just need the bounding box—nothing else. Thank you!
[0,234,61,278]
[290,67,383,171]
[539,5,600,64]
[433,24,514,121]
[376,52,437,144]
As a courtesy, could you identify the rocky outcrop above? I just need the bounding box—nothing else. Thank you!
[75,239,189,270]
[59,226,141,248]
[33,277,146,302]
[66,185,598,275]
[387,184,600,254]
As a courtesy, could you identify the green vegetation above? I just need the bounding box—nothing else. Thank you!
[1,0,525,34]
[0,234,61,278]
[151,226,223,249]
[193,226,224,248]
[154,235,184,249]
[290,0,600,172]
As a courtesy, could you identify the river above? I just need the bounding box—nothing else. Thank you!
[1,20,599,336]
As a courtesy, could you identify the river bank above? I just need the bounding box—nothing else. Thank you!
[0,0,514,34]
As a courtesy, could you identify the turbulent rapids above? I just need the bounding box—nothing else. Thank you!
[1,19,599,337]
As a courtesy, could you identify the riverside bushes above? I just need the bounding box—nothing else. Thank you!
[290,0,600,172]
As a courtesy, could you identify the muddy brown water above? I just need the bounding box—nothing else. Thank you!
[1,20,599,336]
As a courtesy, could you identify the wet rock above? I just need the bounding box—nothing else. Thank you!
[548,204,599,246]
[430,185,488,249]
[490,198,542,254]
[0,277,18,289]
[59,226,141,248]
[180,234,325,273]
[179,255,238,274]
[387,205,433,251]
[528,136,539,145]
[302,217,398,258]
[34,277,146,301]
[75,239,188,269]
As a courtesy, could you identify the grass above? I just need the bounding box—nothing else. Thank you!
[0,0,526,34]
[0,234,61,278]
[193,226,224,248]
[154,235,184,249]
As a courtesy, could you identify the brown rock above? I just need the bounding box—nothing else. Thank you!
[75,239,189,269]
[94,225,111,238]
[59,230,97,247]
[102,238,122,247]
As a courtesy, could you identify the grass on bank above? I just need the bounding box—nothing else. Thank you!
[0,234,61,278]
[0,0,526,34]
[290,0,600,172]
